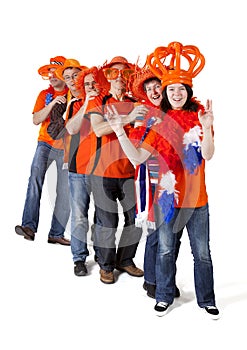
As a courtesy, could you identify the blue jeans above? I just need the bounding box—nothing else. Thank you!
[21,141,70,237]
[144,229,158,285]
[69,172,90,262]
[144,184,159,285]
[144,204,182,285]
[156,204,216,308]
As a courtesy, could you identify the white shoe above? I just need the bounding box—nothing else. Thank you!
[154,302,169,317]
[204,306,220,320]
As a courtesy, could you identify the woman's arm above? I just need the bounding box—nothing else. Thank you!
[198,99,215,160]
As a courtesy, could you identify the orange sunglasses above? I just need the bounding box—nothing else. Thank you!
[103,68,134,80]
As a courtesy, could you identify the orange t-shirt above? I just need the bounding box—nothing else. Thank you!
[32,87,68,149]
[63,95,105,175]
[74,98,99,175]
[142,127,208,208]
[87,95,136,178]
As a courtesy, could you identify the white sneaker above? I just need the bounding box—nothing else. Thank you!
[154,302,169,317]
[204,306,220,320]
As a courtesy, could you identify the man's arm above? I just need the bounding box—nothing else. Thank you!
[90,113,117,137]
[91,103,149,137]
[66,91,100,135]
[33,95,67,125]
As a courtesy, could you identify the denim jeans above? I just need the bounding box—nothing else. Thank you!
[156,204,216,308]
[144,184,159,285]
[68,172,90,262]
[21,141,70,237]
[91,175,142,271]
[144,204,182,285]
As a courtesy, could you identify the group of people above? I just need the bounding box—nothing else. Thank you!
[15,41,220,319]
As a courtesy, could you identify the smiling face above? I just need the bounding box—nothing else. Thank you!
[144,79,162,106]
[166,83,188,110]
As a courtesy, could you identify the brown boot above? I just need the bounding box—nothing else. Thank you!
[100,269,115,284]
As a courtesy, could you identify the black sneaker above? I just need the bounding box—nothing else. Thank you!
[143,281,156,299]
[204,306,220,320]
[154,302,169,317]
[74,261,88,276]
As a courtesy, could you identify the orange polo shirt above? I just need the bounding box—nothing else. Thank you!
[74,97,98,175]
[87,95,136,178]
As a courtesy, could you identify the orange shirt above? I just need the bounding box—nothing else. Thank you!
[174,160,207,207]
[87,95,136,178]
[64,95,105,175]
[32,87,68,149]
[142,127,208,208]
[74,98,98,175]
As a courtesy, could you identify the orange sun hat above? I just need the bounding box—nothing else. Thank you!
[38,56,66,78]
[55,58,88,81]
[146,41,205,88]
[103,56,133,68]
[130,67,161,102]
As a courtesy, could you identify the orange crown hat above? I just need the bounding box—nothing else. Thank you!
[55,59,88,81]
[130,66,161,102]
[146,41,205,88]
[38,56,66,78]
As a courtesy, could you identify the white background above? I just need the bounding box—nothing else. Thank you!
[1,0,246,349]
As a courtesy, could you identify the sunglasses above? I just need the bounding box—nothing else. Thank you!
[103,68,134,80]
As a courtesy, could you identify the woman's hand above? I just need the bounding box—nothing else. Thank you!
[105,105,125,134]
[198,99,214,129]
[199,99,215,160]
